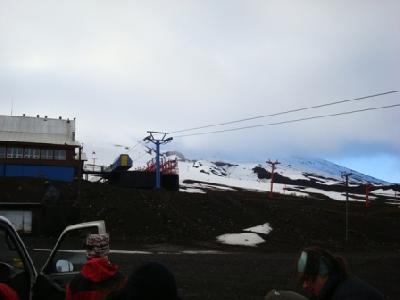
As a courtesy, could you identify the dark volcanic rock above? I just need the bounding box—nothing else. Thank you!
[0,178,399,252]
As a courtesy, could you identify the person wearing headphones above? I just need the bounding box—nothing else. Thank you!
[296,246,384,300]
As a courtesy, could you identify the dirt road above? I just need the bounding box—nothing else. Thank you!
[30,246,399,300]
[5,178,400,299]
[110,249,398,300]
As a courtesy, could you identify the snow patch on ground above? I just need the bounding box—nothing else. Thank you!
[216,233,265,247]
[244,223,272,234]
[216,223,273,247]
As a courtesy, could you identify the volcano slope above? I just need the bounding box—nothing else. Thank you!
[66,180,398,252]
[1,178,400,299]
[1,177,399,251]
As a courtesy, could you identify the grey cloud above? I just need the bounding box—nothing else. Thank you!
[0,0,399,181]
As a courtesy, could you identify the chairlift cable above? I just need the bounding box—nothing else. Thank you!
[168,90,397,134]
[172,102,400,138]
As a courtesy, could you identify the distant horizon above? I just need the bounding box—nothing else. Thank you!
[79,139,398,184]
[167,149,398,184]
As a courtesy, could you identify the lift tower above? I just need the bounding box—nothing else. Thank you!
[143,131,173,189]
[266,159,280,199]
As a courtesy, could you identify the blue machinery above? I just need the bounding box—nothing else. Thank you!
[108,154,133,172]
[143,131,173,189]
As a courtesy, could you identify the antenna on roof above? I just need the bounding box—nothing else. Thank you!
[10,98,13,116]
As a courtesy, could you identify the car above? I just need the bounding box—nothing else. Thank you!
[0,216,106,300]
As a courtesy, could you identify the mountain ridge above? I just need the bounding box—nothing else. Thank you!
[164,152,399,202]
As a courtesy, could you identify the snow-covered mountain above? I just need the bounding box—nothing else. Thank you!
[180,156,387,184]
[161,153,397,203]
[124,146,398,202]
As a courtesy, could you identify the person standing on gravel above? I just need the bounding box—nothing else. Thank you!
[296,246,384,300]
[65,233,125,300]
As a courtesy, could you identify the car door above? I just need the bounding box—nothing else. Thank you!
[33,220,107,300]
[0,216,37,300]
[0,216,106,300]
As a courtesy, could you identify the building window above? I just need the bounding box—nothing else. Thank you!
[24,148,33,159]
[40,149,53,159]
[7,147,16,158]
[24,148,40,159]
[32,149,40,159]
[0,146,5,158]
[48,149,54,159]
[54,150,66,160]
[16,147,24,158]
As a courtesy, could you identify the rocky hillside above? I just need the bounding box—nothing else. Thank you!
[1,178,399,252]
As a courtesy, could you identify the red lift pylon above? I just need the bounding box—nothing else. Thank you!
[365,183,373,208]
[266,159,280,199]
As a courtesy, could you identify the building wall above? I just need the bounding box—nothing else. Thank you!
[0,142,81,182]
[1,164,75,182]
[0,143,76,162]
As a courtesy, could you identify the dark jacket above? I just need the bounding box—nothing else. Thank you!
[106,262,180,300]
[317,274,384,300]
[65,258,125,300]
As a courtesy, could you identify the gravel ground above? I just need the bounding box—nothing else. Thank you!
[3,178,399,299]
[29,247,399,300]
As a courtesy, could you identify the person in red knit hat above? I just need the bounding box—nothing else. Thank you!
[65,233,125,300]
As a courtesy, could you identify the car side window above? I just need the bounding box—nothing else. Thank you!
[46,227,99,274]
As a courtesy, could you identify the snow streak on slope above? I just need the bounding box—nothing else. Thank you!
[280,156,387,185]
[115,144,396,202]
[176,156,397,202]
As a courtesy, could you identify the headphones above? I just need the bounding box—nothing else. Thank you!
[297,248,335,279]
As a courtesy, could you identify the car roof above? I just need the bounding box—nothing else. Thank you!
[0,216,14,228]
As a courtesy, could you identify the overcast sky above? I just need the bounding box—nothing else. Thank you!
[1,1,399,182]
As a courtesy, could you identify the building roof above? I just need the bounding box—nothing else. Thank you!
[0,115,80,146]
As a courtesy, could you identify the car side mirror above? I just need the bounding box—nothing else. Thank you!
[55,260,74,273]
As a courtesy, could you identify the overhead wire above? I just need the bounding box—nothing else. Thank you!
[168,90,397,134]
[128,141,142,152]
[328,107,378,117]
[120,91,398,161]
[218,115,266,126]
[172,103,400,138]
[130,140,160,164]
[268,115,325,126]
[175,124,264,137]
[267,107,309,117]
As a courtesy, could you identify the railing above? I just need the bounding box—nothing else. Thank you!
[136,157,179,175]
